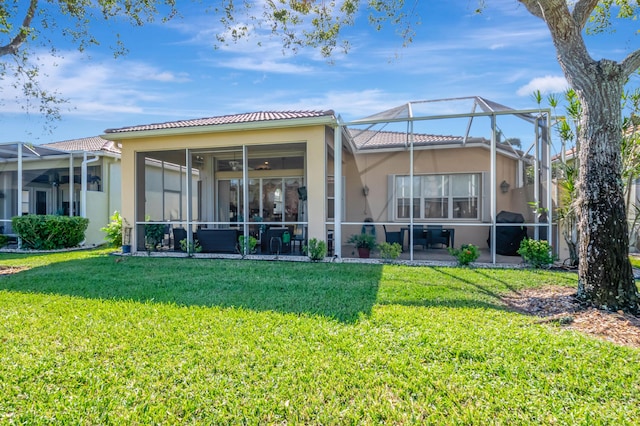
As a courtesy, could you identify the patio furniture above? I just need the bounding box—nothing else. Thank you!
[291,225,306,254]
[261,227,293,254]
[197,228,239,253]
[400,226,455,250]
[292,234,305,254]
[172,227,187,251]
[427,225,452,248]
[412,225,428,250]
[382,224,403,248]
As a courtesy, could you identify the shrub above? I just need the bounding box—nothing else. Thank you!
[0,234,8,248]
[379,242,402,260]
[517,238,555,268]
[100,211,128,247]
[144,223,167,251]
[180,238,202,255]
[347,233,377,250]
[303,238,327,262]
[12,215,89,250]
[238,235,258,256]
[448,244,480,266]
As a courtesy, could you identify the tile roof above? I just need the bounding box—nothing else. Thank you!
[348,129,484,150]
[105,110,335,134]
[42,136,120,154]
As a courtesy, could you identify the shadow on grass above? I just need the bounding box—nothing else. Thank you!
[0,255,382,323]
[375,266,515,312]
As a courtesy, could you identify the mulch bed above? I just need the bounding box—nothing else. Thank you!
[502,286,640,348]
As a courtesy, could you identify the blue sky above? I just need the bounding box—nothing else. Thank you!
[1,0,638,145]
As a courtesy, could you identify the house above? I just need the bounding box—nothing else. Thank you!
[0,138,120,246]
[101,97,553,261]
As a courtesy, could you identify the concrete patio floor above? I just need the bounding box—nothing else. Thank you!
[337,245,524,266]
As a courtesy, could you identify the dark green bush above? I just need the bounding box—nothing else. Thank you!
[448,244,480,266]
[144,223,166,251]
[517,238,555,268]
[12,215,89,250]
[303,238,327,262]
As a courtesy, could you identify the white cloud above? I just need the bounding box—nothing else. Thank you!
[220,89,410,120]
[0,50,191,117]
[219,57,314,74]
[516,75,568,96]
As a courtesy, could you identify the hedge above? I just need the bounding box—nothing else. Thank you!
[11,215,89,250]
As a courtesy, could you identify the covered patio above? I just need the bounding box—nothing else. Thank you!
[105,99,552,264]
[331,97,553,264]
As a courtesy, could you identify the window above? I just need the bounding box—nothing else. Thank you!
[327,176,345,220]
[21,190,30,215]
[218,177,303,224]
[394,173,479,220]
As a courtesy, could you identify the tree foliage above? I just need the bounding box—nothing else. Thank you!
[213,0,419,57]
[0,0,177,124]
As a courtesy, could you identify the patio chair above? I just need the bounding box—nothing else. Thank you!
[382,224,403,248]
[172,228,187,251]
[412,225,428,250]
[427,225,450,248]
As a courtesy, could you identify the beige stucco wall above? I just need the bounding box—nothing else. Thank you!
[338,146,526,248]
[85,191,109,246]
[106,157,122,218]
[117,125,328,251]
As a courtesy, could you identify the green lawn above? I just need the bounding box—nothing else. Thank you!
[0,249,638,424]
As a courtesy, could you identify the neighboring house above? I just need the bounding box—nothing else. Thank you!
[101,97,552,261]
[0,138,121,246]
[554,125,640,260]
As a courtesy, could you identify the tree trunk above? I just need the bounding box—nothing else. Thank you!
[574,62,639,313]
[518,0,640,314]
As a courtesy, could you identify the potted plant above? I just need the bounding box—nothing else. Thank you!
[348,233,377,258]
[238,235,258,257]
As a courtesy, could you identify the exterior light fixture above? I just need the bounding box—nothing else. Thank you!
[500,180,510,193]
[362,185,370,197]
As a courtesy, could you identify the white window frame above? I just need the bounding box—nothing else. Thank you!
[393,173,481,221]
[327,176,345,221]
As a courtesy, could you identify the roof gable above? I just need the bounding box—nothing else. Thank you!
[42,136,120,154]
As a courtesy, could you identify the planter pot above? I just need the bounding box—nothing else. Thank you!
[358,247,371,258]
[122,244,131,254]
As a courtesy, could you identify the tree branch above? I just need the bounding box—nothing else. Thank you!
[571,0,598,30]
[0,0,38,57]
[621,49,640,77]
[517,0,546,20]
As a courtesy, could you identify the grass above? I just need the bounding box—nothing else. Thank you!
[0,249,638,424]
